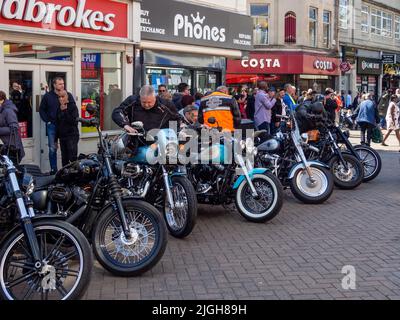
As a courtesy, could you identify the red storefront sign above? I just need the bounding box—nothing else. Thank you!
[227,52,341,76]
[0,0,128,38]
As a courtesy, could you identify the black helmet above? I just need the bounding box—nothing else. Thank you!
[310,102,324,114]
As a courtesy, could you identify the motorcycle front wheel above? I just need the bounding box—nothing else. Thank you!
[289,165,334,204]
[0,219,92,300]
[235,172,283,223]
[163,176,197,239]
[353,145,382,182]
[328,153,364,189]
[92,199,167,277]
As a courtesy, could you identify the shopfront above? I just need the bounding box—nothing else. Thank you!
[138,0,253,94]
[356,57,382,98]
[0,0,140,170]
[382,53,400,91]
[227,52,340,94]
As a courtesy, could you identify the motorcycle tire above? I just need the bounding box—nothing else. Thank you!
[0,219,92,300]
[328,153,364,189]
[235,172,283,223]
[289,165,334,204]
[92,199,167,277]
[163,176,197,239]
[353,145,382,182]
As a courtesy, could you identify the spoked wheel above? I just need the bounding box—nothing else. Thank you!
[289,166,334,204]
[163,176,197,239]
[328,153,364,189]
[353,145,382,182]
[0,220,92,300]
[235,172,283,223]
[92,199,167,277]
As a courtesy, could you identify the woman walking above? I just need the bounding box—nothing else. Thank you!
[381,95,400,148]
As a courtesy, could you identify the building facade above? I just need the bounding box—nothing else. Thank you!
[338,0,400,98]
[0,0,141,170]
[227,0,341,93]
[137,0,252,94]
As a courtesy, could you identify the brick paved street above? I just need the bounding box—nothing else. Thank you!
[84,132,400,300]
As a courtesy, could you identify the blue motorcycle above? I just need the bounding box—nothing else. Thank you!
[111,122,197,239]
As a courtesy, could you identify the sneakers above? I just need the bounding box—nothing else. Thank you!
[196,183,212,194]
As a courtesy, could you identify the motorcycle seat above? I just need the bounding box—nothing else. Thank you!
[34,175,56,188]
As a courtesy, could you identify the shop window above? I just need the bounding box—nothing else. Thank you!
[309,7,317,47]
[284,12,296,43]
[323,11,331,48]
[395,16,400,40]
[81,50,123,133]
[361,5,370,33]
[250,4,269,45]
[145,67,192,93]
[3,43,72,61]
[339,0,348,29]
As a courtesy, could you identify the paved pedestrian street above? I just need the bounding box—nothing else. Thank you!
[83,132,400,300]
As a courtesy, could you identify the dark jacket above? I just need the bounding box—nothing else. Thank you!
[10,90,32,123]
[246,94,255,121]
[324,98,338,122]
[55,101,79,141]
[112,95,180,132]
[172,92,185,111]
[0,100,25,160]
[40,91,75,124]
[271,98,283,124]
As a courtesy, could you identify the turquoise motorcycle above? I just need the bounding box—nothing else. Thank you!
[183,118,284,223]
[111,122,197,239]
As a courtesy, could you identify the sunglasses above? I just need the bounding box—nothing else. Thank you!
[158,90,166,93]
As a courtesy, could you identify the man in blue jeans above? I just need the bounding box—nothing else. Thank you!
[39,77,75,174]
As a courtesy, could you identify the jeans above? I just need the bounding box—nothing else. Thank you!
[380,116,387,129]
[359,122,374,146]
[47,123,58,172]
[257,122,271,135]
[60,136,79,167]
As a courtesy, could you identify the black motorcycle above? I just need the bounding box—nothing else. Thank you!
[333,127,382,182]
[25,106,167,277]
[304,118,364,190]
[0,155,92,300]
[255,113,334,204]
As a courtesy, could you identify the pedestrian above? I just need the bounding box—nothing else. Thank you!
[381,95,400,148]
[194,92,203,109]
[158,84,168,96]
[254,82,276,133]
[323,88,338,123]
[159,91,172,101]
[0,90,25,164]
[39,77,76,174]
[55,90,79,167]
[10,81,32,136]
[356,93,380,146]
[377,90,390,129]
[182,105,199,125]
[172,83,190,111]
[235,88,248,119]
[351,92,361,111]
[271,88,287,134]
[245,88,257,121]
[283,84,297,112]
[298,91,307,104]
[346,90,352,109]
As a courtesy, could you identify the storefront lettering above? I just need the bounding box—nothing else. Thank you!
[241,58,281,69]
[361,60,380,70]
[174,12,226,42]
[0,0,116,32]
[314,60,334,71]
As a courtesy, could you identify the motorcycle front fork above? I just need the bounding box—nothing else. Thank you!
[162,166,175,210]
[236,155,259,198]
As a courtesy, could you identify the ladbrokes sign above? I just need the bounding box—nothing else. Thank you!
[0,0,128,38]
[141,0,253,50]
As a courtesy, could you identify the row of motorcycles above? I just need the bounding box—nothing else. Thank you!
[0,103,381,300]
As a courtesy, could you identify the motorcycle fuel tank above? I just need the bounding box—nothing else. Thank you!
[257,139,280,152]
[56,159,100,183]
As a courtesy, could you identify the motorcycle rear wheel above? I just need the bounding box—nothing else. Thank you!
[353,145,382,182]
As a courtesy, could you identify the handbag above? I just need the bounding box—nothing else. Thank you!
[371,126,383,144]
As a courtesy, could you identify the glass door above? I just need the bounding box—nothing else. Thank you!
[5,64,73,170]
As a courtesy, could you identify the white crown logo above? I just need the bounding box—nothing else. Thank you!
[191,12,205,24]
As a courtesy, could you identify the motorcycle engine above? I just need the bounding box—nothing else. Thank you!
[122,163,143,179]
[48,185,73,204]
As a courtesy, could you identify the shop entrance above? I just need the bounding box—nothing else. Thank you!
[4,63,73,171]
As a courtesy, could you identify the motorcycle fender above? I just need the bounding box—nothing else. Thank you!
[288,161,330,179]
[0,215,65,248]
[233,168,267,190]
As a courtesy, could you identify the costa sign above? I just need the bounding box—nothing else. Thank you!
[241,58,281,69]
[0,0,128,38]
[313,60,335,71]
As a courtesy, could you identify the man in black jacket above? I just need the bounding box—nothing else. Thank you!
[112,85,180,134]
[56,90,79,167]
[323,88,338,122]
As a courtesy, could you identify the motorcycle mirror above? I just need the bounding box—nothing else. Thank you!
[208,117,217,125]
